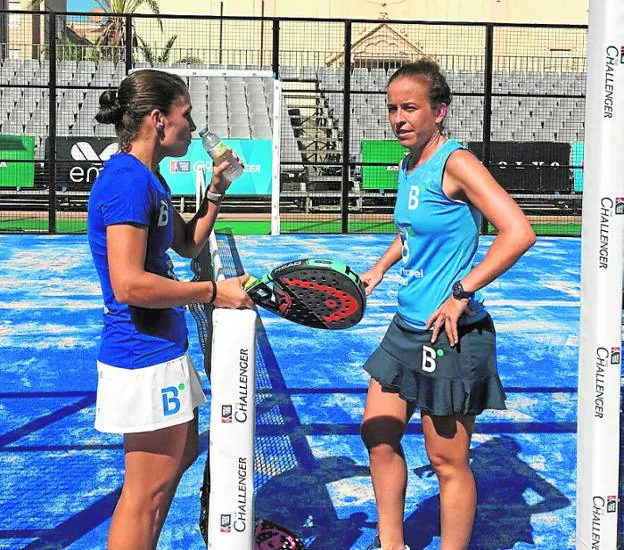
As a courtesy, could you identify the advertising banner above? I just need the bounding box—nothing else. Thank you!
[571,141,585,193]
[160,138,272,195]
[49,137,118,188]
[468,141,571,193]
[361,139,408,190]
[0,135,35,188]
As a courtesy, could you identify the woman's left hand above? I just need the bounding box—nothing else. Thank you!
[425,297,471,347]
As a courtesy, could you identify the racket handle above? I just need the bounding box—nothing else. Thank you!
[243,275,258,292]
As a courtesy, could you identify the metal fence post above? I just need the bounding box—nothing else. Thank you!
[125,15,133,73]
[481,23,494,235]
[272,18,279,79]
[48,12,57,235]
[341,20,352,234]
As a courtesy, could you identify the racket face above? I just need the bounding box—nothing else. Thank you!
[254,518,305,550]
[268,259,366,330]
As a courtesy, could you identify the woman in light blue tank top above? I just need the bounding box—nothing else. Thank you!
[359,61,536,550]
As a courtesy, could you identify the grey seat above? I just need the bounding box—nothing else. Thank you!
[207,124,228,137]
[229,124,251,139]
[229,113,249,126]
[250,112,270,127]
[251,125,272,139]
[228,101,248,115]
[246,92,266,106]
[207,111,228,125]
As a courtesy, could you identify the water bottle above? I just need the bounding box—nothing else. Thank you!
[199,128,244,182]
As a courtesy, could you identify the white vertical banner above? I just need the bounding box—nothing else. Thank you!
[576,1,624,548]
[271,78,282,236]
[208,308,258,549]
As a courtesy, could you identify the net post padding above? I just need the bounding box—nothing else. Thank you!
[576,1,624,548]
[205,228,257,548]
[207,306,257,548]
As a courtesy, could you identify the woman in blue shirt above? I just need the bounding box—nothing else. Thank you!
[88,69,252,549]
[360,61,536,550]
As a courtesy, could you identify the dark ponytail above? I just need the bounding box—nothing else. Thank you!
[95,89,124,125]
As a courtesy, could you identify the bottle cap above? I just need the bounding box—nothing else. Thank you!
[198,127,208,138]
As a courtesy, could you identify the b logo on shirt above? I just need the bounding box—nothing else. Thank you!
[408,185,420,210]
[157,200,169,227]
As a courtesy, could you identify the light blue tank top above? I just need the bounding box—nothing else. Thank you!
[393,139,487,329]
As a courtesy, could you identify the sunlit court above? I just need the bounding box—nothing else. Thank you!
[1,232,581,549]
[0,0,623,549]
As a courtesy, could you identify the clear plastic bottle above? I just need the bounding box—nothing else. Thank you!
[198,128,244,182]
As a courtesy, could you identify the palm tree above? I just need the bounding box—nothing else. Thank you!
[94,0,163,54]
[28,0,164,63]
[138,34,178,66]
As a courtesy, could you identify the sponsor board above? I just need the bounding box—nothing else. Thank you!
[0,135,35,188]
[360,139,409,190]
[160,138,272,195]
[468,141,571,193]
[49,137,118,188]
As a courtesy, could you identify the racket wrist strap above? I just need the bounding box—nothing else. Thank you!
[207,281,218,304]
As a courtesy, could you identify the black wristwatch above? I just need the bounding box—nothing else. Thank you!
[452,281,474,300]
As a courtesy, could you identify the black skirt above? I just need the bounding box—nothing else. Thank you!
[363,314,506,416]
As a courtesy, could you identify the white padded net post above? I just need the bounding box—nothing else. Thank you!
[576,2,624,548]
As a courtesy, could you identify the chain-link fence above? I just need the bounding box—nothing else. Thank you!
[0,11,586,235]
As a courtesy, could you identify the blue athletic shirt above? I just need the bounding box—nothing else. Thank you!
[393,139,487,329]
[87,152,188,369]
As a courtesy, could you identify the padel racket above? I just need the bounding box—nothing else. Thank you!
[254,518,305,549]
[243,258,366,330]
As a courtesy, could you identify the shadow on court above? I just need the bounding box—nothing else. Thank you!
[254,455,372,549]
[405,435,571,550]
[0,234,581,549]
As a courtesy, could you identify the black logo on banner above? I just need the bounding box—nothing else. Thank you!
[236,349,250,423]
[221,404,232,423]
[47,137,118,188]
[607,496,617,513]
[594,348,608,418]
[467,142,570,193]
[220,514,232,532]
[604,46,618,118]
[621,46,624,64]
[611,347,621,365]
[615,198,624,214]
[598,198,613,269]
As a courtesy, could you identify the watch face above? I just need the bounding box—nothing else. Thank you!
[452,282,462,297]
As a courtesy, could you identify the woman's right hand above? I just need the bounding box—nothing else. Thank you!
[212,274,254,309]
[360,266,385,296]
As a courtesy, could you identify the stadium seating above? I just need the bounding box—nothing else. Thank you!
[0,58,586,180]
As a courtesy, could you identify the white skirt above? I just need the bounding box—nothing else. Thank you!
[95,352,207,434]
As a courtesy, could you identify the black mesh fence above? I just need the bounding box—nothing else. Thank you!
[0,11,587,235]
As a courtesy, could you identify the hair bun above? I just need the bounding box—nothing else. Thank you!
[95,89,124,125]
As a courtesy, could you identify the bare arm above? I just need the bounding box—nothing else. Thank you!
[445,149,536,292]
[171,196,220,259]
[360,234,403,295]
[171,156,239,259]
[107,223,253,309]
[426,149,536,345]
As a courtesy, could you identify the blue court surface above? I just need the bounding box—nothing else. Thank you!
[0,234,580,549]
